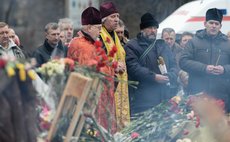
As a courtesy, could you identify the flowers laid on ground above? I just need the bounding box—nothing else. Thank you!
[120,93,230,142]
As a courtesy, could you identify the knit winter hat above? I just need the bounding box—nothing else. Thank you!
[140,12,159,30]
[100,1,118,19]
[81,7,101,25]
[206,8,223,23]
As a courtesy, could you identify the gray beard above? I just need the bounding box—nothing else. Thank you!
[142,32,156,42]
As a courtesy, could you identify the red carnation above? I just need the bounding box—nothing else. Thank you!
[106,37,111,43]
[97,62,106,68]
[112,45,118,53]
[109,50,115,57]
[131,132,140,139]
[102,54,108,61]
[94,40,103,48]
[96,48,101,53]
[112,61,118,69]
[183,129,189,135]
[99,49,106,56]
[0,59,6,68]
[216,99,225,110]
[195,115,200,128]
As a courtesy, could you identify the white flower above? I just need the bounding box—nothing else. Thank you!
[47,69,53,76]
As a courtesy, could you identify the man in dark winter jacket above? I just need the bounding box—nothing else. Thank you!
[125,12,178,116]
[33,22,67,67]
[179,8,230,112]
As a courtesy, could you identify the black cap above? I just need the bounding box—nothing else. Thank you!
[140,12,159,30]
[206,8,223,23]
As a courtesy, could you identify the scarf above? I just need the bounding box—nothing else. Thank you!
[100,26,130,129]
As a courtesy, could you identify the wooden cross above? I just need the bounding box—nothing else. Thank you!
[47,72,93,142]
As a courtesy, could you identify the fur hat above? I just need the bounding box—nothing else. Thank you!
[206,8,223,23]
[140,12,159,30]
[81,7,101,25]
[100,1,118,19]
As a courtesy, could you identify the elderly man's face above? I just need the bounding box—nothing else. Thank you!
[103,13,119,31]
[142,26,158,40]
[61,23,73,42]
[204,20,221,36]
[162,31,176,48]
[0,25,9,47]
[88,24,102,40]
[115,25,125,41]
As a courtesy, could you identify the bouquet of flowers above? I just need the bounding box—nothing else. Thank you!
[37,58,74,78]
[0,56,37,81]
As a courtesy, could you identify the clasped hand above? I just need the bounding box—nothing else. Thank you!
[115,61,126,74]
[206,65,224,75]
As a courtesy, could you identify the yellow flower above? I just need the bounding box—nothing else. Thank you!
[16,63,24,69]
[19,69,26,81]
[86,129,97,137]
[6,67,15,77]
[171,96,182,104]
[27,69,36,80]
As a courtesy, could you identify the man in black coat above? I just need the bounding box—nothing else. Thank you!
[179,8,230,112]
[33,22,67,67]
[125,13,178,116]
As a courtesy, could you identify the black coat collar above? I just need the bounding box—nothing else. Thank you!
[44,39,63,53]
[81,30,95,44]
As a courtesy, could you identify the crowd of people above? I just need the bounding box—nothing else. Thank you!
[1,1,230,134]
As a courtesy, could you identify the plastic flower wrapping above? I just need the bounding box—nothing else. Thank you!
[35,58,75,139]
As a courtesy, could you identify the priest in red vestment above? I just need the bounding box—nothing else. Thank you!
[67,7,117,134]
